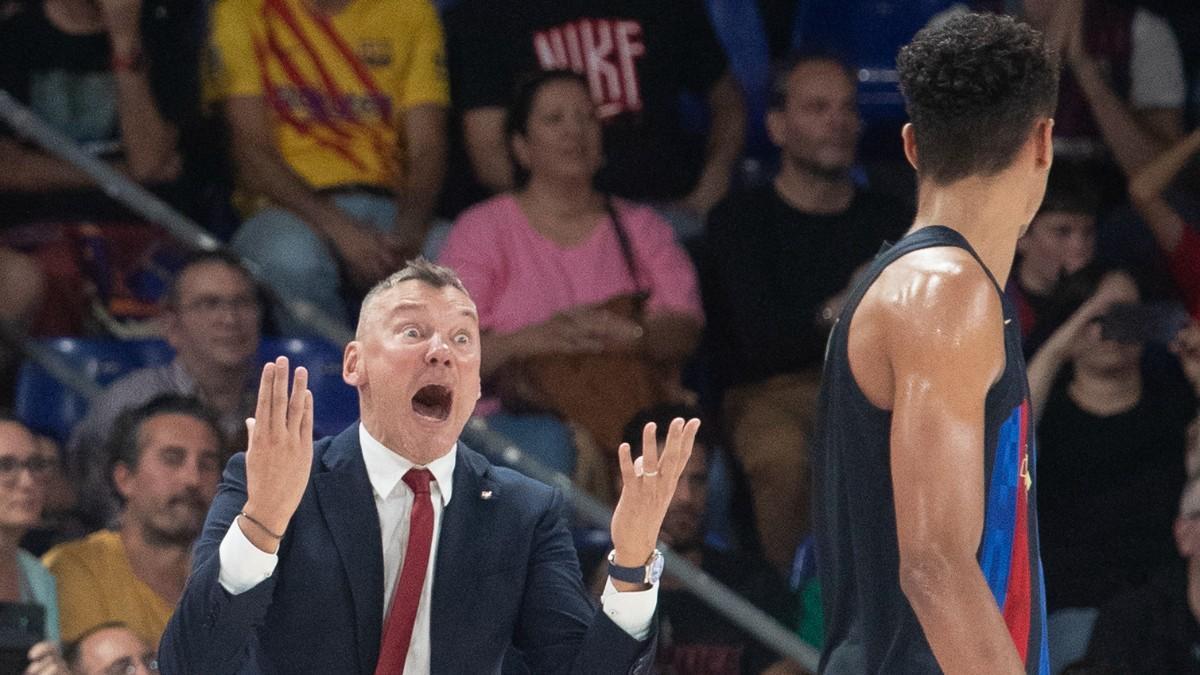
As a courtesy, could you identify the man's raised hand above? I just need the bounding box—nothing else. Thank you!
[609,417,701,587]
[241,357,314,551]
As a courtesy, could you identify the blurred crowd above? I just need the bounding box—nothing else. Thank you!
[1,0,1199,673]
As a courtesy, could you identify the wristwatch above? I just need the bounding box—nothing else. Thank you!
[607,549,664,585]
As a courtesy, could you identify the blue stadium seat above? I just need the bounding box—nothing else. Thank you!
[16,337,357,443]
[260,337,358,438]
[15,338,172,443]
[791,0,959,125]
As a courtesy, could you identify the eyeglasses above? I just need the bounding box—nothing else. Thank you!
[0,455,56,485]
[102,654,159,675]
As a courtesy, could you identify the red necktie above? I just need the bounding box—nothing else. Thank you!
[375,468,435,675]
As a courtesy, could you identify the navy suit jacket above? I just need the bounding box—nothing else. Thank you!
[159,424,655,674]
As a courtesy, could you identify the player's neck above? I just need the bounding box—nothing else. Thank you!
[911,177,1028,287]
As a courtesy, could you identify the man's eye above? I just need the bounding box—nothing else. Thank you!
[401,327,421,338]
[453,333,471,345]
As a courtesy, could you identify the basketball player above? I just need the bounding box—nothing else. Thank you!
[811,13,1058,674]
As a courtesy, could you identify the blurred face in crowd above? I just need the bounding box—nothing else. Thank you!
[74,625,157,675]
[511,78,603,185]
[0,420,48,534]
[345,281,482,464]
[113,413,221,547]
[1017,210,1097,294]
[768,59,861,179]
[1070,271,1143,374]
[660,445,708,551]
[164,261,260,372]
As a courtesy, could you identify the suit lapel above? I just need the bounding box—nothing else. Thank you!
[430,444,498,672]
[314,425,384,675]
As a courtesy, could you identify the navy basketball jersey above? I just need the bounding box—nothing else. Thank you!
[812,225,1048,673]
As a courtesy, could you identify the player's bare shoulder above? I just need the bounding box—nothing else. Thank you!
[849,244,1005,409]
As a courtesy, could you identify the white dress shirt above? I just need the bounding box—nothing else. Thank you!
[219,424,657,673]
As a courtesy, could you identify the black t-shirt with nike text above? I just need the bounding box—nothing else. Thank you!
[444,0,728,201]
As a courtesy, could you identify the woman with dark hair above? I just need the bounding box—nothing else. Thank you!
[438,71,703,494]
[0,417,68,674]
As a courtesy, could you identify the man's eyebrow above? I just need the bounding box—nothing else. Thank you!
[387,301,427,316]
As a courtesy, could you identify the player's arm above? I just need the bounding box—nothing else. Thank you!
[883,261,1024,674]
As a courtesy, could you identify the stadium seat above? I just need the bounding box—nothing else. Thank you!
[14,338,170,443]
[260,337,358,438]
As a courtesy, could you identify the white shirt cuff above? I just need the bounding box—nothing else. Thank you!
[599,577,658,641]
[218,517,280,595]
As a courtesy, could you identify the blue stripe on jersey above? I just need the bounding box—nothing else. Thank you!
[979,405,1022,606]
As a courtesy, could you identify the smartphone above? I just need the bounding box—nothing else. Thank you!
[1100,302,1192,345]
[0,602,44,675]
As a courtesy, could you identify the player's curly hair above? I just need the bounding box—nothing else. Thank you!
[897,12,1058,184]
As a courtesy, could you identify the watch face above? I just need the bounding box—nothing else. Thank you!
[648,552,665,584]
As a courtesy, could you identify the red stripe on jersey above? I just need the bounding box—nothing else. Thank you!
[265,0,354,107]
[1002,400,1033,661]
[305,8,386,99]
[253,37,368,172]
[304,7,393,155]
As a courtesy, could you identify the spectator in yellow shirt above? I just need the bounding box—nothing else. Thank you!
[43,395,222,647]
[206,0,450,333]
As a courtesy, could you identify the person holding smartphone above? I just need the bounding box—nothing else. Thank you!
[0,415,68,675]
[1027,265,1200,671]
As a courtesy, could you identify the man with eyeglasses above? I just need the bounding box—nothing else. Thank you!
[64,622,158,675]
[67,251,261,528]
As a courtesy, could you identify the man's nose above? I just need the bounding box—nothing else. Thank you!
[426,334,452,366]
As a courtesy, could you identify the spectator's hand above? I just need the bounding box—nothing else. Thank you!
[23,642,68,675]
[1171,322,1200,397]
[569,307,644,350]
[327,218,403,291]
[1053,272,1134,344]
[609,417,701,590]
[242,357,313,551]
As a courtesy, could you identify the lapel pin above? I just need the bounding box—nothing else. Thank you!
[481,490,493,500]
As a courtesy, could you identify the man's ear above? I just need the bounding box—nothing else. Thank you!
[112,462,134,502]
[1034,117,1054,171]
[901,123,919,173]
[343,341,363,387]
[766,108,787,149]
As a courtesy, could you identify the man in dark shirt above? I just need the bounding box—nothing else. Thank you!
[700,53,907,572]
[443,0,744,216]
[1080,327,1200,674]
[1026,267,1199,671]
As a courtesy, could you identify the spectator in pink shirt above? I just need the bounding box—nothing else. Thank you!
[439,70,703,487]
